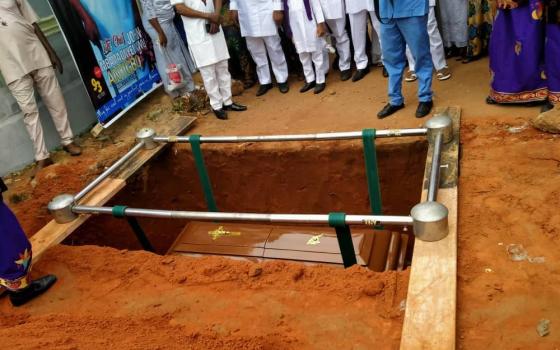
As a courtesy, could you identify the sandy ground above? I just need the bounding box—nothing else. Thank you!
[2,57,560,348]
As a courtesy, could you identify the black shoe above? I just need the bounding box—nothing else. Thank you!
[9,275,57,307]
[223,102,247,112]
[352,67,370,82]
[416,101,433,118]
[213,109,228,120]
[340,69,352,81]
[382,66,388,78]
[314,83,326,94]
[278,82,289,93]
[377,103,405,119]
[256,83,273,96]
[300,81,316,93]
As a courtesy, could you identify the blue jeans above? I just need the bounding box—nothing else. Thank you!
[381,15,433,105]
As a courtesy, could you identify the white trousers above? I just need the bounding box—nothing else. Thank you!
[8,67,73,161]
[299,50,326,84]
[326,17,351,71]
[349,10,383,70]
[405,7,447,71]
[245,35,289,85]
[199,59,233,110]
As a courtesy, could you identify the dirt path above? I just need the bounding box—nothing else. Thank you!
[2,58,560,348]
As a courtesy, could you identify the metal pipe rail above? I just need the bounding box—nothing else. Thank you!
[72,205,414,226]
[153,128,428,144]
[427,132,443,202]
[74,142,146,202]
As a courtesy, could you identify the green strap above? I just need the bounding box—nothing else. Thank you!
[329,212,357,268]
[190,135,218,212]
[126,217,155,252]
[112,206,155,252]
[362,129,383,228]
[112,205,128,218]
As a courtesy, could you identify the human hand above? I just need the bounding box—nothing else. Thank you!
[497,0,518,9]
[316,22,327,37]
[273,10,284,25]
[207,12,221,24]
[158,32,168,47]
[230,10,239,25]
[209,23,220,34]
[50,52,64,74]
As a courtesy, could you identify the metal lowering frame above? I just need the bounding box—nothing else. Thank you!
[47,114,454,268]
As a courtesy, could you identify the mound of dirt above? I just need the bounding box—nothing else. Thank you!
[0,245,409,349]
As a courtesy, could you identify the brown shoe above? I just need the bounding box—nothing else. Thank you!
[63,142,82,156]
[436,67,452,81]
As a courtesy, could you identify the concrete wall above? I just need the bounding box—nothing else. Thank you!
[0,0,98,176]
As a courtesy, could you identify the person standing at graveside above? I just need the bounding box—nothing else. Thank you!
[230,0,290,96]
[140,0,198,99]
[376,0,434,119]
[317,0,352,81]
[0,0,82,176]
[345,0,385,82]
[404,0,452,83]
[0,178,58,307]
[283,0,328,94]
[172,0,247,120]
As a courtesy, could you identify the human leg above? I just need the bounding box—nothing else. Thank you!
[263,35,289,84]
[348,11,369,70]
[198,63,223,111]
[246,36,272,85]
[215,59,233,107]
[399,15,433,103]
[326,17,351,72]
[426,7,448,72]
[380,20,407,106]
[33,68,74,146]
[7,74,50,161]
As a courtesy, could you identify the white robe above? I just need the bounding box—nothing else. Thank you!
[287,0,326,53]
[318,0,345,20]
[345,0,374,14]
[170,0,229,68]
[229,0,283,37]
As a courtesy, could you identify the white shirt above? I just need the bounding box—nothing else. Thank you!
[229,0,282,37]
[345,0,374,14]
[0,0,51,84]
[170,0,229,67]
[318,0,345,20]
[286,0,325,53]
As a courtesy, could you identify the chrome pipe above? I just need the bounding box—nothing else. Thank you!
[152,128,428,144]
[74,142,145,202]
[427,132,443,202]
[72,205,414,226]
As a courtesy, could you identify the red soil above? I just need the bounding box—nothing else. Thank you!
[2,58,560,348]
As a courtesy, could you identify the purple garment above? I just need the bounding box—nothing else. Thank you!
[282,0,313,38]
[547,23,560,103]
[489,0,548,103]
[0,200,32,285]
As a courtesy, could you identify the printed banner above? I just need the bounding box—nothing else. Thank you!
[47,0,161,125]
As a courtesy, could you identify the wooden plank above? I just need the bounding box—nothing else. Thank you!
[30,178,126,262]
[31,114,197,262]
[400,106,460,350]
[113,115,196,180]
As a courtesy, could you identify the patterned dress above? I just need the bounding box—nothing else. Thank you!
[466,0,496,58]
[0,180,32,291]
[489,0,559,104]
